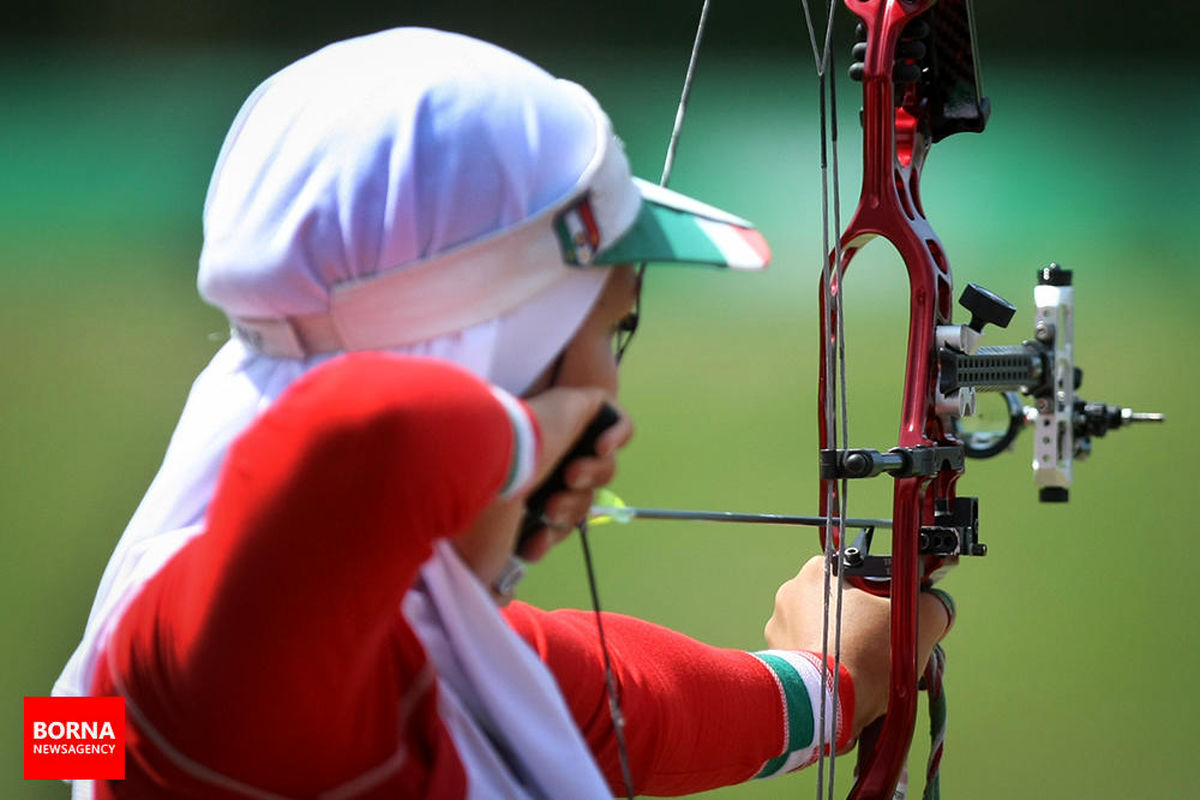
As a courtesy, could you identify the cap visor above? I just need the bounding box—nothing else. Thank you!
[594,178,770,270]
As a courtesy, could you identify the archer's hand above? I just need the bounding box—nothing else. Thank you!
[517,388,632,561]
[453,388,632,590]
[764,556,952,738]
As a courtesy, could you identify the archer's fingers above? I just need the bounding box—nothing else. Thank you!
[562,452,619,491]
[523,390,631,488]
[594,410,634,457]
[517,489,594,562]
[544,488,595,532]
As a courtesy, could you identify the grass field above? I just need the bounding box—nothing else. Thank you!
[3,43,1197,798]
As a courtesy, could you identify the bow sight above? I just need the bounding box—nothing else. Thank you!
[937,263,1163,502]
[820,263,1163,573]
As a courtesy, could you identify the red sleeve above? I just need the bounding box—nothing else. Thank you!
[93,353,531,798]
[502,602,795,797]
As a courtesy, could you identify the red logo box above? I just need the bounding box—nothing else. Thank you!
[24,696,125,780]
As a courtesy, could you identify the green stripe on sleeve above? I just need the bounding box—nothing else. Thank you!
[753,652,816,778]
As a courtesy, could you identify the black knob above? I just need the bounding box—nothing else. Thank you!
[1039,486,1069,503]
[960,283,1017,333]
[1038,263,1073,287]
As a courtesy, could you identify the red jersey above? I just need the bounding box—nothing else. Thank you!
[88,353,852,798]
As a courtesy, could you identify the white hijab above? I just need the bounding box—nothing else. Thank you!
[57,28,614,799]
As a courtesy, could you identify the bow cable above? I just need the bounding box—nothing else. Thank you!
[580,4,713,797]
[578,518,636,797]
[800,0,851,796]
[660,0,712,188]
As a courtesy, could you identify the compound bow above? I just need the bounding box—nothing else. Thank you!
[808,1,1161,797]
[587,2,1162,799]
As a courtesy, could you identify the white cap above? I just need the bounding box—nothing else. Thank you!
[198,28,769,363]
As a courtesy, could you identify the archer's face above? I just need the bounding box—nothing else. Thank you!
[455,266,639,597]
[514,264,637,560]
[542,264,639,396]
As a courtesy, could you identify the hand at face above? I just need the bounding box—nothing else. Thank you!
[764,556,952,739]
[517,388,632,562]
[451,388,632,597]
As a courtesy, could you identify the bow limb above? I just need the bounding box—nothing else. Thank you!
[816,1,969,797]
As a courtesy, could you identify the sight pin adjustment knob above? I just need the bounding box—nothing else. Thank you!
[960,283,1017,334]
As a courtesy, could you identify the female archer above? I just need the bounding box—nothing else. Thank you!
[55,28,951,798]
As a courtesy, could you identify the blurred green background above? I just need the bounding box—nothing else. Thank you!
[4,2,1198,798]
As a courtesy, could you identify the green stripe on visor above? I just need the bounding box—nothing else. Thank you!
[593,199,726,266]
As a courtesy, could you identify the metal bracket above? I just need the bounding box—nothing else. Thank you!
[921,496,987,557]
[839,496,985,581]
[820,445,965,480]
